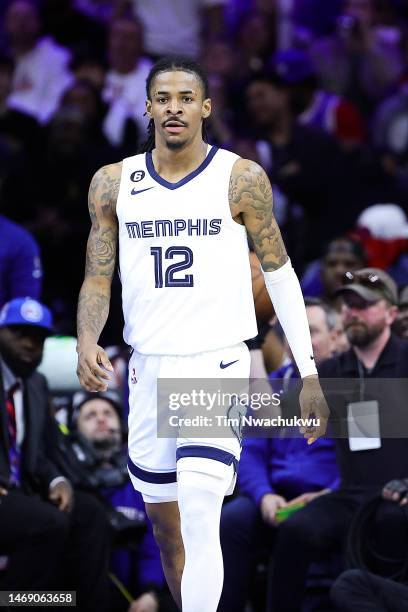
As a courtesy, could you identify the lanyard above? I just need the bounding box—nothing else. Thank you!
[356,358,366,402]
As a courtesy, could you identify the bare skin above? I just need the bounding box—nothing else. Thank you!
[76,68,329,609]
[145,502,184,609]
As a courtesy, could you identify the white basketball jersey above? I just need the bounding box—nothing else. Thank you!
[116,145,258,355]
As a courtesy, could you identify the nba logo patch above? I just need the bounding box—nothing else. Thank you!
[130,368,137,384]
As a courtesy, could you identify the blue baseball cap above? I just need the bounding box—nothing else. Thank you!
[269,49,315,85]
[0,298,54,334]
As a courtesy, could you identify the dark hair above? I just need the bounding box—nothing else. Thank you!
[140,56,210,153]
[322,236,367,264]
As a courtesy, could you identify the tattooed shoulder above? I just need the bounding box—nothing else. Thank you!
[228,158,272,218]
[89,162,122,219]
[229,158,288,271]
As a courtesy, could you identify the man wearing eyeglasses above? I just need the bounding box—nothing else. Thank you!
[268,268,408,612]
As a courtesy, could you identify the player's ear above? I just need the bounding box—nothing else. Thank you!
[145,99,152,118]
[202,98,211,120]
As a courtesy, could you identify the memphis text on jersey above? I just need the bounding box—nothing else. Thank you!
[125,218,222,239]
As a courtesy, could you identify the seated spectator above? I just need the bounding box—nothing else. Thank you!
[0,297,110,611]
[245,69,350,263]
[41,0,106,57]
[25,104,117,325]
[69,48,107,91]
[270,297,341,386]
[270,48,365,149]
[393,285,408,340]
[4,0,72,124]
[267,268,408,612]
[61,79,111,149]
[118,0,227,60]
[233,10,276,77]
[218,300,340,612]
[309,0,404,113]
[0,214,42,307]
[61,390,165,611]
[102,17,152,148]
[301,236,367,306]
[0,54,41,154]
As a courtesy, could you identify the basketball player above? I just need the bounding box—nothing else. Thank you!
[76,57,329,612]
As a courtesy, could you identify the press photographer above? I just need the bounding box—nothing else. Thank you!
[57,390,165,612]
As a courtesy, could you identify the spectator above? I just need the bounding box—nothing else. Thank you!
[41,0,106,57]
[245,70,348,263]
[219,300,340,612]
[0,297,110,611]
[301,236,367,305]
[268,267,408,612]
[393,285,408,339]
[269,297,341,388]
[309,0,404,113]
[23,106,117,329]
[4,0,72,124]
[331,569,408,611]
[0,54,41,154]
[233,10,276,77]
[69,48,107,91]
[102,17,152,148]
[118,0,227,60]
[0,214,42,307]
[61,79,111,148]
[71,391,165,611]
[270,48,366,149]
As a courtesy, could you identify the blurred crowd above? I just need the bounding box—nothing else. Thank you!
[1,0,408,611]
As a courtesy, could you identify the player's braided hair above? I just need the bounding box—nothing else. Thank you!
[139,56,210,153]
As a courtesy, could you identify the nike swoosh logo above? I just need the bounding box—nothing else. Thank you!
[131,186,154,196]
[220,359,239,369]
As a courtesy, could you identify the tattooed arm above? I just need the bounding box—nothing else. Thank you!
[76,162,121,392]
[230,158,329,443]
[229,158,288,271]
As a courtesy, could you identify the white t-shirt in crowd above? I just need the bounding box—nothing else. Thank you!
[131,0,227,59]
[8,37,72,124]
[103,57,152,146]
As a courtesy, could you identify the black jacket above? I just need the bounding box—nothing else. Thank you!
[318,333,408,489]
[0,368,62,495]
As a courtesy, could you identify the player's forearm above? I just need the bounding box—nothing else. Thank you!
[77,277,111,348]
[262,260,317,379]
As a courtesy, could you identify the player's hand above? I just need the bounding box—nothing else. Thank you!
[0,487,8,497]
[128,592,159,612]
[76,343,113,392]
[299,375,330,445]
[49,480,73,513]
[382,479,408,506]
[260,493,287,526]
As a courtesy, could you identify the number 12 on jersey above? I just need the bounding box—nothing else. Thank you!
[150,246,194,288]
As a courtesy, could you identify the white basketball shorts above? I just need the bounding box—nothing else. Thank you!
[127,342,250,501]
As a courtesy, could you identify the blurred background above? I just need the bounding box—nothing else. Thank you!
[1,0,408,337]
[1,2,408,612]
